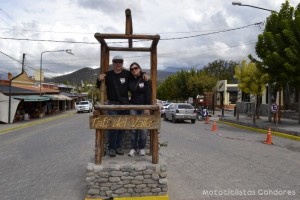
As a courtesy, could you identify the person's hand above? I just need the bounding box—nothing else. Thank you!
[142,73,150,81]
[143,110,150,115]
[99,74,106,81]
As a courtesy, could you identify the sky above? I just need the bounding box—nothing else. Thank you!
[0,0,298,79]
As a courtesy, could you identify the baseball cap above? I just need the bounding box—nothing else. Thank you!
[112,55,123,60]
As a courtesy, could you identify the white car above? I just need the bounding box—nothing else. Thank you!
[164,103,196,124]
[76,101,93,113]
[75,101,80,110]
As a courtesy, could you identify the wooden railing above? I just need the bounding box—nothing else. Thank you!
[90,104,161,164]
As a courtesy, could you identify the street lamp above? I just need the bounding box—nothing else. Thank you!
[232,1,277,13]
[40,49,74,96]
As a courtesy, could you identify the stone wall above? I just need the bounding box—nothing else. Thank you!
[86,160,168,198]
[104,130,160,151]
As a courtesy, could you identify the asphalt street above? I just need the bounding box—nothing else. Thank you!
[0,112,94,200]
[0,112,299,200]
[161,116,300,200]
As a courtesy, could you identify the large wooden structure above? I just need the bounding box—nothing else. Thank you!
[90,9,160,164]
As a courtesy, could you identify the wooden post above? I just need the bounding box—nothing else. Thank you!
[150,41,158,103]
[95,129,102,164]
[150,130,153,155]
[152,129,159,164]
[93,9,160,165]
[100,130,105,156]
[125,9,133,48]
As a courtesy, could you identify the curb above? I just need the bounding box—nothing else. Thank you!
[85,195,169,200]
[218,119,300,142]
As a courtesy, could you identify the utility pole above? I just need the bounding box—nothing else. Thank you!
[21,53,26,72]
[8,53,26,123]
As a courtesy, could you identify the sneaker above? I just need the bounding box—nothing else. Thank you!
[116,148,124,155]
[139,149,146,156]
[128,149,136,157]
[107,149,116,157]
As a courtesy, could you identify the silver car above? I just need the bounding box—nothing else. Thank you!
[163,103,196,124]
[160,103,170,117]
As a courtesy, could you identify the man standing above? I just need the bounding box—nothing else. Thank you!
[97,55,130,157]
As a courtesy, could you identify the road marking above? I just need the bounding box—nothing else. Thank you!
[0,113,74,136]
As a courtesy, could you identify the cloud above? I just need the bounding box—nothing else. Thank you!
[0,0,299,78]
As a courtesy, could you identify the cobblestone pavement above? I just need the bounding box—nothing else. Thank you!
[0,111,94,200]
[160,114,300,200]
[0,110,299,200]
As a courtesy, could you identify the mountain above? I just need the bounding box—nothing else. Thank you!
[45,67,175,84]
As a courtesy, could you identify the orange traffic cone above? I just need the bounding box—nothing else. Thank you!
[264,128,273,145]
[205,116,210,124]
[211,121,217,131]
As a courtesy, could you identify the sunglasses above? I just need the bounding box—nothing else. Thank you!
[113,60,123,64]
[130,67,139,71]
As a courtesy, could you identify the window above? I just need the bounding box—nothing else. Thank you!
[178,104,194,109]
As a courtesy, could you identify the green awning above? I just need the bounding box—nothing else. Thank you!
[44,94,72,100]
[13,95,51,102]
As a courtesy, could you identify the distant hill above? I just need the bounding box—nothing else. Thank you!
[45,67,175,84]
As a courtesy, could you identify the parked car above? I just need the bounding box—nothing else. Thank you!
[76,101,93,113]
[163,103,196,124]
[75,101,80,110]
[160,103,170,117]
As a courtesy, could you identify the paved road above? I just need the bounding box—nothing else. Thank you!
[160,117,300,200]
[0,113,299,200]
[0,112,94,200]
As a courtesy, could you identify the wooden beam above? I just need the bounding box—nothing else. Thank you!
[94,33,160,40]
[94,105,159,110]
[125,9,133,48]
[95,36,108,47]
[108,47,151,52]
[151,37,160,50]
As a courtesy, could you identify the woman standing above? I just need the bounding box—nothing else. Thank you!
[128,62,152,156]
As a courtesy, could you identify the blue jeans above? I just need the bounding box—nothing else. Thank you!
[130,110,147,150]
[107,106,129,150]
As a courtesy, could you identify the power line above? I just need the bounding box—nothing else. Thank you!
[0,36,98,44]
[0,27,93,35]
[0,22,262,44]
[161,22,263,40]
[0,50,38,72]
[1,40,256,69]
[0,23,260,35]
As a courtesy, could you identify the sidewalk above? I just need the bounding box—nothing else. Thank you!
[216,109,300,140]
[0,110,77,134]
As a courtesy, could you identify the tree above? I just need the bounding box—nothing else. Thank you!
[186,69,216,98]
[157,75,179,101]
[157,68,217,102]
[63,80,70,85]
[235,60,268,123]
[283,3,300,123]
[202,59,239,83]
[250,1,300,123]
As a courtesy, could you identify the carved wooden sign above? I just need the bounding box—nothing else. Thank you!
[90,114,161,130]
